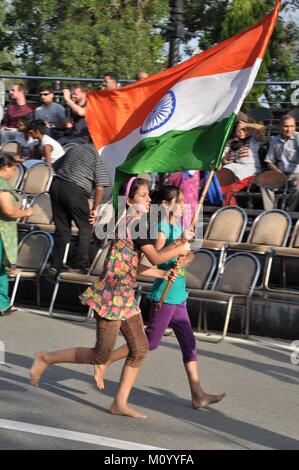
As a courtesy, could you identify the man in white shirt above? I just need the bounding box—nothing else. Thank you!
[28,120,64,166]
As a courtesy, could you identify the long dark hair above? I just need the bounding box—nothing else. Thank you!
[116,177,150,221]
[0,152,17,168]
[150,185,181,205]
[150,185,181,223]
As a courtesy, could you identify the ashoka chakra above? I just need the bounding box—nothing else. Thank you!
[140,90,176,134]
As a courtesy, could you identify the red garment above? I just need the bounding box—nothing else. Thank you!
[221,176,254,206]
[6,102,34,128]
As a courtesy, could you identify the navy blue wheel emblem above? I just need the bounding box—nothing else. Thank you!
[140,90,176,134]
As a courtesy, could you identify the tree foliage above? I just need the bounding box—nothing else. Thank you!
[183,0,299,109]
[2,0,169,79]
[1,0,298,111]
[0,1,20,74]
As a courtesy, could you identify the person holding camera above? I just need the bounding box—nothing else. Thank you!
[220,120,265,205]
[59,84,91,145]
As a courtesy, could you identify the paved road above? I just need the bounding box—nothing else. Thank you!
[0,309,299,450]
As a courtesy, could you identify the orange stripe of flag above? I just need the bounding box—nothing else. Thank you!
[86,1,280,150]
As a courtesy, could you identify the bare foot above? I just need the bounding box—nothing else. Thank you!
[110,401,148,419]
[192,392,226,409]
[94,364,107,390]
[30,352,49,386]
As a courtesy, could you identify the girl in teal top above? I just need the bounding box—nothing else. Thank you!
[147,218,188,305]
[93,185,225,410]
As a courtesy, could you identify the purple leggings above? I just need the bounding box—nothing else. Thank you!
[146,301,197,363]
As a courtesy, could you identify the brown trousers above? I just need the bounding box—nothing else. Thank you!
[75,313,149,368]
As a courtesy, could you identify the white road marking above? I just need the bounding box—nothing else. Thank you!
[0,419,164,450]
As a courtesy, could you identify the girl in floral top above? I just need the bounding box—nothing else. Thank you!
[30,177,190,419]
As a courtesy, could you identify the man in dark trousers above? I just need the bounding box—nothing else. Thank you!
[49,143,111,275]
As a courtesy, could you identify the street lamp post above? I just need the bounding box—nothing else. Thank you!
[156,1,194,186]
[159,1,186,185]
[168,0,185,67]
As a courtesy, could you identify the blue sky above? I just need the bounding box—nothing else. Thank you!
[283,7,299,24]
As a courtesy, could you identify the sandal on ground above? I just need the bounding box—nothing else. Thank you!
[5,267,21,276]
[0,306,18,316]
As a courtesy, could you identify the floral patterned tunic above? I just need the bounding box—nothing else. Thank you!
[80,238,141,321]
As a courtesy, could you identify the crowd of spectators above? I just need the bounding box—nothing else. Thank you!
[219,114,299,211]
[0,73,120,284]
[0,72,298,284]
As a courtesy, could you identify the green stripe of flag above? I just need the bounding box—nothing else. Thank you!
[114,113,236,205]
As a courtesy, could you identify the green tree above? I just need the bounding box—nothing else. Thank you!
[0,1,19,74]
[220,0,299,110]
[183,0,230,51]
[183,0,299,111]
[2,0,169,80]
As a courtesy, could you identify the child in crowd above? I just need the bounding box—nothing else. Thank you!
[14,116,39,166]
[28,120,64,166]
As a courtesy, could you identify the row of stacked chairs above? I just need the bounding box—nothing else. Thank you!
[197,206,298,294]
[11,233,264,343]
[6,154,298,339]
[9,161,53,202]
[10,205,299,342]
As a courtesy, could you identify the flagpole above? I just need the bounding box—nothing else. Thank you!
[155,160,217,310]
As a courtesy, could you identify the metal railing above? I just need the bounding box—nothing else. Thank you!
[0,74,297,115]
[0,74,295,88]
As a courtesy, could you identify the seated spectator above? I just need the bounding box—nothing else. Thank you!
[28,120,64,166]
[261,114,299,210]
[0,83,34,146]
[220,120,265,206]
[35,85,66,133]
[64,117,75,129]
[59,118,91,146]
[14,116,39,164]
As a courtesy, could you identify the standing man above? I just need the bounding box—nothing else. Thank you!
[60,84,90,145]
[102,72,119,90]
[63,83,87,118]
[136,70,149,81]
[0,83,34,145]
[49,143,111,275]
[261,115,299,210]
[60,74,119,117]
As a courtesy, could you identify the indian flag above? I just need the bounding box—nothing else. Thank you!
[86,0,280,192]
